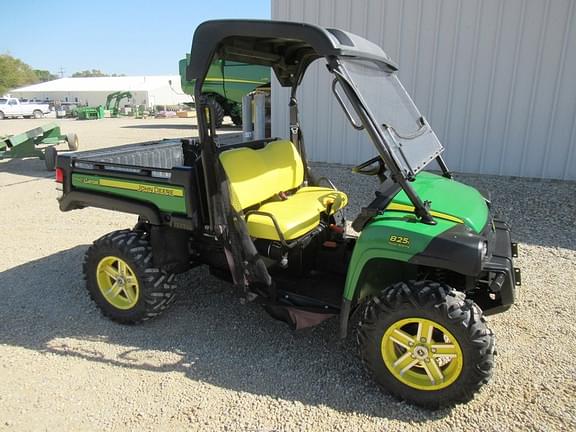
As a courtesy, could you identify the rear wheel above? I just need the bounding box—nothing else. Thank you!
[33,110,43,119]
[44,146,57,171]
[83,229,177,324]
[357,280,495,409]
[0,111,5,120]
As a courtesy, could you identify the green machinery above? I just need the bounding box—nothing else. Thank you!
[76,106,104,120]
[179,56,270,126]
[0,123,78,170]
[56,20,520,408]
[105,91,133,117]
[75,92,133,120]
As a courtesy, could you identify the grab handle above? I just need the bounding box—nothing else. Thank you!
[332,78,364,131]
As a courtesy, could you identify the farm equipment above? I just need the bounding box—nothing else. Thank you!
[105,91,133,117]
[55,20,520,408]
[134,105,149,119]
[76,106,104,120]
[1,122,78,170]
[179,56,270,127]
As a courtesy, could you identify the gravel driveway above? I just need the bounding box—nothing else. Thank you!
[0,118,575,431]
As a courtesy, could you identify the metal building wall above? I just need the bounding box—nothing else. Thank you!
[271,0,576,180]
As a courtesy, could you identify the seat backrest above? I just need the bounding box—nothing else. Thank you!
[219,140,304,211]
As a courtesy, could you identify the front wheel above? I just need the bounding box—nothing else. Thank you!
[357,280,495,409]
[83,229,177,324]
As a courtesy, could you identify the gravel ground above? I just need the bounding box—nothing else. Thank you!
[0,117,575,431]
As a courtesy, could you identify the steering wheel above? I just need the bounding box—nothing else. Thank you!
[352,155,384,176]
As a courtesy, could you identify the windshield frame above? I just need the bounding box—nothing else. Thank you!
[334,56,445,178]
[326,55,449,225]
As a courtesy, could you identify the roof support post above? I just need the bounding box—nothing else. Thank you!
[194,77,218,230]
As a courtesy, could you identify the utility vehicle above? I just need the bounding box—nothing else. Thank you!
[55,20,520,408]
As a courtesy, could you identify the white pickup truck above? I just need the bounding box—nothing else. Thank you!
[0,97,52,120]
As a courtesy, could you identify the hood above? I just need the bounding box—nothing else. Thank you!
[389,172,489,233]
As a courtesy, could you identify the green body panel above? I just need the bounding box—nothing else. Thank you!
[179,57,270,104]
[0,123,63,160]
[392,172,489,233]
[72,174,187,214]
[77,106,104,120]
[344,215,457,300]
[344,171,489,301]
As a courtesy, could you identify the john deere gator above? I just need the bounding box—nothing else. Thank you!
[56,20,520,408]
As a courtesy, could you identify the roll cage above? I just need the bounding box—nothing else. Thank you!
[186,19,451,230]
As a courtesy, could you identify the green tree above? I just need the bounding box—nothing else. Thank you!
[71,70,125,78]
[34,69,58,82]
[72,69,108,77]
[0,54,39,95]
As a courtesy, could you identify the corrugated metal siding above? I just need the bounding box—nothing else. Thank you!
[271,0,576,180]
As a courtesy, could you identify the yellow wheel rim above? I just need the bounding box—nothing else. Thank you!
[96,256,139,310]
[381,317,463,391]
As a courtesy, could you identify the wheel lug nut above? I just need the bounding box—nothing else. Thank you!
[431,348,437,353]
[425,358,430,363]
[408,342,414,347]
[420,338,426,343]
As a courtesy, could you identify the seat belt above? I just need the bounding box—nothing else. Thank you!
[289,96,300,153]
[215,160,273,298]
[289,96,315,185]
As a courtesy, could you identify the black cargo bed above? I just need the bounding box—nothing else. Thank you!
[67,132,244,179]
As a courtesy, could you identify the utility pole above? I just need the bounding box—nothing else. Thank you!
[58,67,65,78]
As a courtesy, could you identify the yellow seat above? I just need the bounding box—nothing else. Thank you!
[247,187,348,240]
[219,140,348,241]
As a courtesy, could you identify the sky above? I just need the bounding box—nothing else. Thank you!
[1,0,270,76]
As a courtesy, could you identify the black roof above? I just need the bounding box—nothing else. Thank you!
[186,19,396,87]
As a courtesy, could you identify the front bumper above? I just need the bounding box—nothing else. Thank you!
[481,219,521,315]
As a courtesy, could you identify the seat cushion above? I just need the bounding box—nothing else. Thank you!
[219,140,304,211]
[246,187,348,241]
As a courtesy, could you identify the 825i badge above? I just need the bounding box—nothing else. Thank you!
[388,235,410,247]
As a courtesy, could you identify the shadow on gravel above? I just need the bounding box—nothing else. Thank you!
[0,158,55,182]
[0,245,449,422]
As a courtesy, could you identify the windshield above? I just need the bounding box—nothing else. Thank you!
[340,58,444,176]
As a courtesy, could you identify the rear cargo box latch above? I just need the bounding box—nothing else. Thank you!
[514,268,522,286]
[511,242,519,258]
